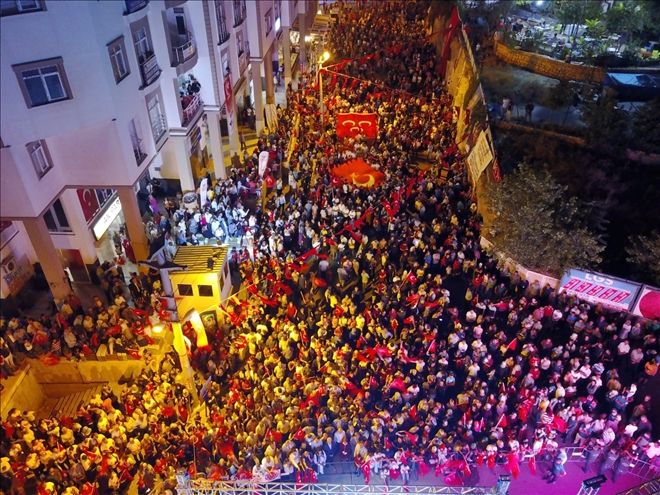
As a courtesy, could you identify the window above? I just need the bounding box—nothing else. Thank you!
[124,0,148,15]
[264,9,272,35]
[146,91,167,142]
[108,36,130,83]
[232,0,245,26]
[26,140,53,179]
[214,0,229,44]
[1,0,44,16]
[13,57,71,108]
[44,199,71,233]
[177,284,193,296]
[129,118,146,165]
[198,285,213,297]
[236,30,244,57]
[133,25,155,64]
[132,21,159,87]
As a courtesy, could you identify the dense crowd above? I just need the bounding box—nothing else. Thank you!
[1,1,658,494]
[0,265,166,378]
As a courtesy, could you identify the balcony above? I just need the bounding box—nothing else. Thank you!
[124,0,148,15]
[181,93,203,127]
[139,52,161,88]
[172,32,196,66]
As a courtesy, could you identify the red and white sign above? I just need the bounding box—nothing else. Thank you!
[559,269,641,312]
[336,112,378,139]
[631,285,660,320]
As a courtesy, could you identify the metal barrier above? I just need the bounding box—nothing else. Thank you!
[180,480,498,495]
[616,477,660,495]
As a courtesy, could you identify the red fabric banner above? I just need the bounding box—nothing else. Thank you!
[336,112,378,139]
[331,158,384,188]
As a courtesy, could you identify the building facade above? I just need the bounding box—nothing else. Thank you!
[0,0,318,304]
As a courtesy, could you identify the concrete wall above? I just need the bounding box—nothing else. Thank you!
[0,364,44,418]
[493,38,606,83]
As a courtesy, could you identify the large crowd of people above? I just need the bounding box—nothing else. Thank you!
[1,1,658,494]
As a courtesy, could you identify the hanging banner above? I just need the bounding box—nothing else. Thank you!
[336,112,378,139]
[224,76,234,137]
[466,130,493,182]
[265,103,278,132]
[258,151,270,177]
[77,188,101,224]
[200,178,208,208]
[559,269,642,312]
[631,285,660,320]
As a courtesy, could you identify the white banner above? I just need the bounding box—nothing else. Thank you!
[467,130,493,182]
[265,103,278,132]
[258,151,270,178]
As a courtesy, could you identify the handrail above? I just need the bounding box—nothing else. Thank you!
[182,94,202,126]
[173,32,196,65]
[616,477,660,495]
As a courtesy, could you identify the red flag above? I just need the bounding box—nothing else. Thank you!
[528,456,537,475]
[505,338,518,352]
[298,248,318,261]
[331,158,384,188]
[313,277,327,288]
[336,113,378,139]
[428,339,437,354]
[406,272,418,284]
[388,377,407,392]
[403,315,415,325]
[506,453,520,479]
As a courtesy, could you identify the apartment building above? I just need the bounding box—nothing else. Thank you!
[0,0,318,305]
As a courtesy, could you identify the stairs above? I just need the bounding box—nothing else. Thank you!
[36,383,106,419]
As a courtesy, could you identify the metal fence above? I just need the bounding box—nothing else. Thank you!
[180,480,499,495]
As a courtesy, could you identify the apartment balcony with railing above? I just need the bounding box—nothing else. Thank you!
[124,0,148,15]
[181,93,203,127]
[172,31,196,67]
[139,52,161,87]
[151,114,168,144]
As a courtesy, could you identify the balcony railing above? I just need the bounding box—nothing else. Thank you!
[151,114,168,143]
[181,94,203,126]
[172,32,196,66]
[139,52,161,87]
[124,0,148,15]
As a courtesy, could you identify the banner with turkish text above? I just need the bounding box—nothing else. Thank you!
[336,112,378,139]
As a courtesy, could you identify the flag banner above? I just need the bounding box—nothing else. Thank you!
[330,158,384,188]
[336,112,378,139]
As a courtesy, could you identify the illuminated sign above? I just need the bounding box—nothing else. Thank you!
[92,197,122,240]
[559,269,641,312]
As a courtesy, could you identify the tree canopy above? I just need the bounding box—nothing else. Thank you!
[486,162,605,276]
[626,231,660,286]
[580,93,629,150]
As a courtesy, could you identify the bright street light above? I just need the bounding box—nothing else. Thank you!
[318,51,332,128]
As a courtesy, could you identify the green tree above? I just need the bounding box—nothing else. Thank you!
[632,97,660,154]
[553,0,602,38]
[580,93,629,150]
[604,0,653,50]
[626,231,660,285]
[486,162,605,275]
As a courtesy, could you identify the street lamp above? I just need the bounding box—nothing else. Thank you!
[318,50,331,128]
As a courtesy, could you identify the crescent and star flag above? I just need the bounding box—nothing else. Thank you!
[330,158,384,188]
[77,189,100,223]
[336,112,378,139]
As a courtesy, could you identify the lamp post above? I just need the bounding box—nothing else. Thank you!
[318,50,330,128]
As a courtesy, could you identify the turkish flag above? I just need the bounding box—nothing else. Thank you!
[77,189,100,223]
[336,112,378,139]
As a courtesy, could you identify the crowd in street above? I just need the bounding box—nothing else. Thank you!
[1,1,658,494]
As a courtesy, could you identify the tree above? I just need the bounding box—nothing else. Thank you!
[632,97,660,154]
[553,0,602,38]
[626,231,660,286]
[580,93,629,150]
[486,162,605,275]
